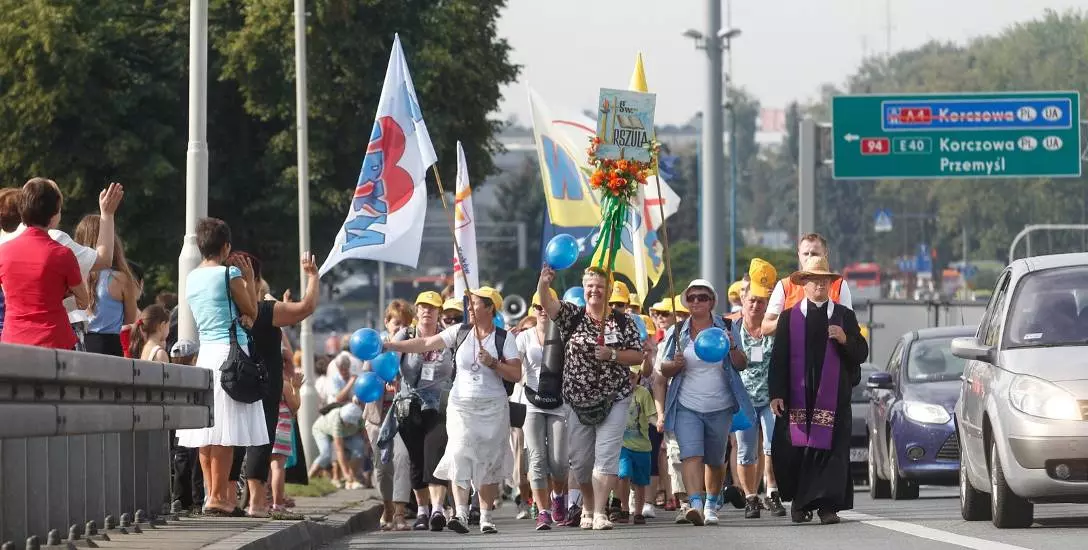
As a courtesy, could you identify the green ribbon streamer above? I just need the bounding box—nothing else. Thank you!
[592,194,629,272]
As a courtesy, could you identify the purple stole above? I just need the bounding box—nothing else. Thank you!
[787,304,841,450]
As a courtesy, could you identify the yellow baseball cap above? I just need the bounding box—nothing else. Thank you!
[672,296,689,314]
[441,298,463,312]
[469,286,503,310]
[727,281,745,301]
[532,288,558,307]
[629,293,643,308]
[649,299,672,313]
[748,258,778,299]
[640,314,657,335]
[415,291,443,308]
[609,281,631,305]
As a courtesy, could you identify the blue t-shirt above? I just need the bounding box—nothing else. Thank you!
[186,265,248,347]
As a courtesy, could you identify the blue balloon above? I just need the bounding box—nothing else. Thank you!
[562,286,585,304]
[545,234,580,270]
[370,351,400,383]
[731,409,752,432]
[630,314,648,342]
[353,372,385,403]
[349,328,382,361]
[494,313,505,329]
[694,327,729,363]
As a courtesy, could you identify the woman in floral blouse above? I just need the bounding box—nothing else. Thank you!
[536,266,645,531]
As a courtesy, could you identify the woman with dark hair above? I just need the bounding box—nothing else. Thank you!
[174,217,267,516]
[75,214,139,356]
[227,250,321,517]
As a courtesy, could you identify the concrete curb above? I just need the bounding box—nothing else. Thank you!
[205,498,384,550]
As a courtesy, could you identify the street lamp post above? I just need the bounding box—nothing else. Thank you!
[684,13,741,297]
[294,0,320,477]
[178,0,209,343]
[720,27,741,285]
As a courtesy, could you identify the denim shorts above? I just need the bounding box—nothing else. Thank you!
[673,404,733,465]
[618,447,651,486]
[313,433,367,468]
[736,405,776,465]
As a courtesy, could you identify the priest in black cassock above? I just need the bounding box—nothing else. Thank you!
[768,255,867,525]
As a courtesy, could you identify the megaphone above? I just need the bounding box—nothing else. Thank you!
[502,294,528,325]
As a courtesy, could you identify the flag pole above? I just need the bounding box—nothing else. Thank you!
[651,151,681,351]
[430,164,483,339]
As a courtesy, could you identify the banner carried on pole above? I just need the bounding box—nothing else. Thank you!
[528,87,679,292]
[452,141,480,296]
[319,33,437,276]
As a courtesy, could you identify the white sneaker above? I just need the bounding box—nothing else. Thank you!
[480,520,498,534]
[642,502,656,518]
[515,503,530,520]
[703,504,719,526]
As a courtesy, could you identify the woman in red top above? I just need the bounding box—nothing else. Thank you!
[0,178,90,349]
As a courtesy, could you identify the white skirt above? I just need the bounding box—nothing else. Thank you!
[433,395,513,488]
[176,342,270,448]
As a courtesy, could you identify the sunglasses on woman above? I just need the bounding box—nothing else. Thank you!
[442,316,463,325]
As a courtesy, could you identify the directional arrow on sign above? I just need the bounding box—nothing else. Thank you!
[843,134,859,142]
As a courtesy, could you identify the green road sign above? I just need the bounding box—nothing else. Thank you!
[831,92,1082,180]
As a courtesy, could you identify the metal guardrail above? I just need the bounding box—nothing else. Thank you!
[0,343,213,548]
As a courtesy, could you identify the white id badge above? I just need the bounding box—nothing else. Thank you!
[604,328,619,345]
[420,364,435,382]
[749,345,764,362]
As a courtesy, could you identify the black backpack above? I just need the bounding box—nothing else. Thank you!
[218,267,269,404]
[523,322,564,410]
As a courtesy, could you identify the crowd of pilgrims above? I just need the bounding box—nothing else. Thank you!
[312,232,868,535]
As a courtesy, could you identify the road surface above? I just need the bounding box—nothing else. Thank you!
[322,486,1088,550]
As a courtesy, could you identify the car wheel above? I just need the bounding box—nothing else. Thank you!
[889,436,919,500]
[989,440,1033,528]
[959,451,991,521]
[868,435,890,499]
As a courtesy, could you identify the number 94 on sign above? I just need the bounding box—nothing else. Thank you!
[892,136,933,155]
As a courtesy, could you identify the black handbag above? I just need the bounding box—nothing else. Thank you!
[218,267,268,404]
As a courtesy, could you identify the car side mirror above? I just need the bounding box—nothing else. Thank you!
[951,336,994,363]
[867,371,894,390]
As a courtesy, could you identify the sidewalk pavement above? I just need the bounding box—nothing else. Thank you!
[47,489,382,550]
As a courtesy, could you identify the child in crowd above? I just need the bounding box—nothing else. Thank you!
[615,365,657,525]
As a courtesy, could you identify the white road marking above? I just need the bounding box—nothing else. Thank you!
[840,511,1033,550]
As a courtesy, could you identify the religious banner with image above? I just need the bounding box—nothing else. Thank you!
[594,88,657,163]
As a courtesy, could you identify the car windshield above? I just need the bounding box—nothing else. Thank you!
[1006,266,1088,348]
[906,337,966,383]
[852,366,878,402]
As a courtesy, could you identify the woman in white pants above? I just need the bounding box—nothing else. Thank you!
[535,267,646,531]
[517,289,570,530]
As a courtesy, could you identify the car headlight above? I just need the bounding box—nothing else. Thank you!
[904,401,952,424]
[1009,375,1082,421]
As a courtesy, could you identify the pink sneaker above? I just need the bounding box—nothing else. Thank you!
[536,510,553,530]
[552,495,567,525]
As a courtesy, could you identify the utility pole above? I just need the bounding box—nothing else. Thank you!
[797,116,817,236]
[294,0,319,471]
[700,0,726,297]
[178,0,208,344]
[726,0,738,284]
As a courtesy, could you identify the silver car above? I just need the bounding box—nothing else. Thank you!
[952,253,1088,528]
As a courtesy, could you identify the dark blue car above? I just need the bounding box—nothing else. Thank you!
[866,325,976,500]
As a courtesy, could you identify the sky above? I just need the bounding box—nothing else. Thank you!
[496,0,1085,125]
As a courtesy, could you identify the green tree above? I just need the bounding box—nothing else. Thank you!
[0,0,519,295]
